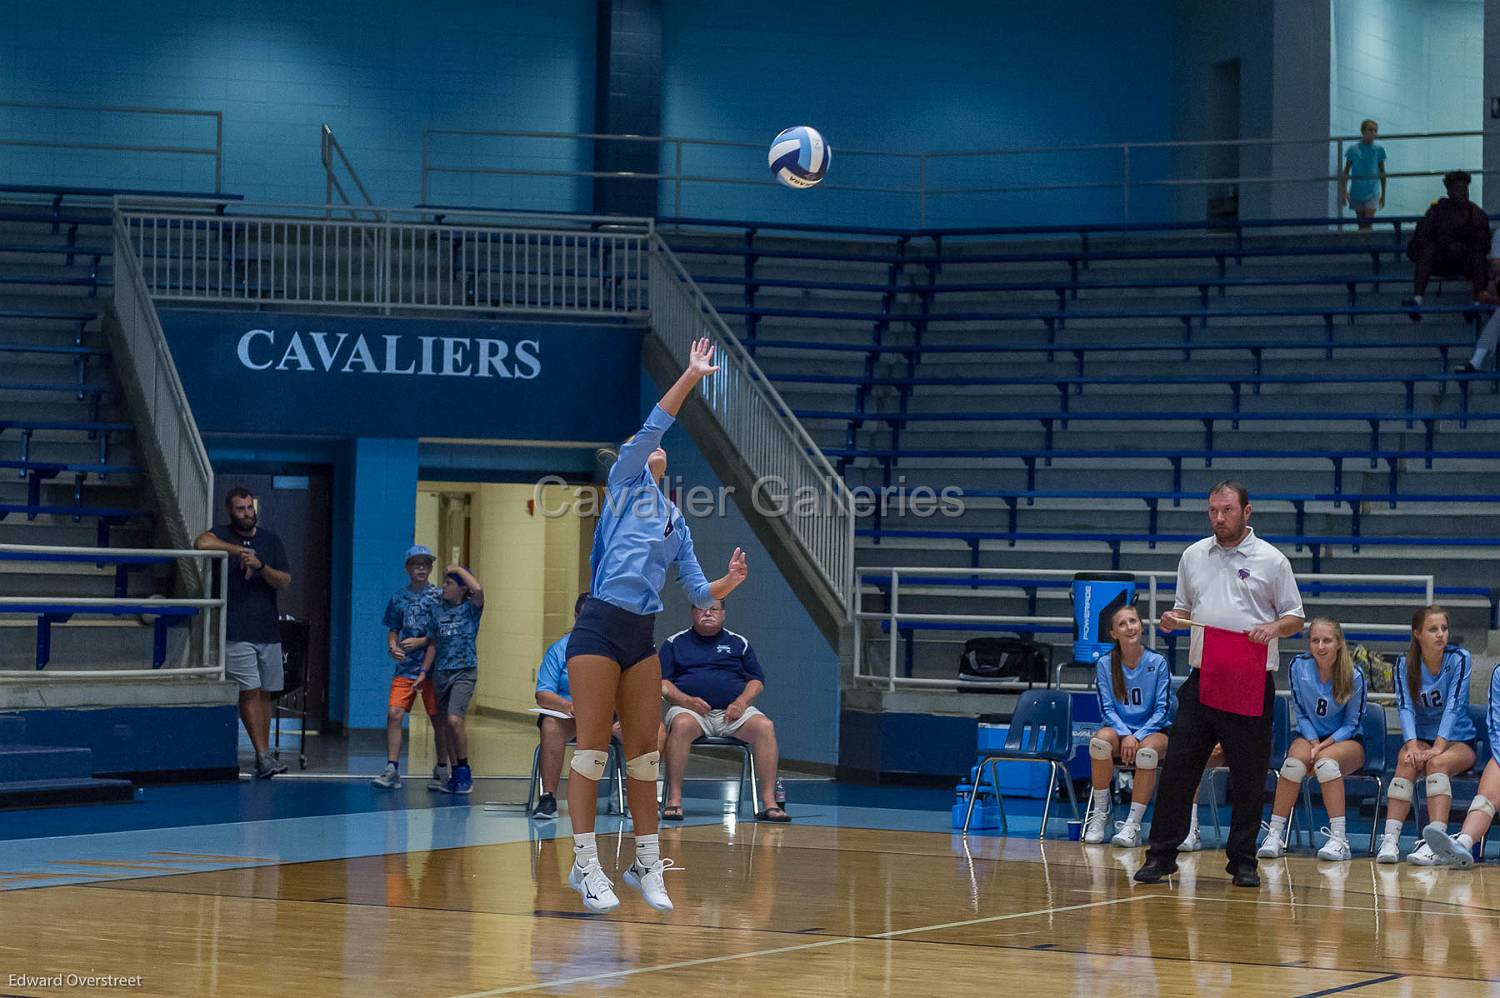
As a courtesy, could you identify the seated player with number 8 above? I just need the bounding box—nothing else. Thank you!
[1257,617,1366,861]
[1423,660,1500,868]
[1376,604,1477,865]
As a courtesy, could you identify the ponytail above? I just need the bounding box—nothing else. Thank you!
[1407,604,1448,705]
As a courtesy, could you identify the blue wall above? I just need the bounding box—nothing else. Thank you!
[644,373,841,766]
[0,0,595,204]
[660,0,1178,227]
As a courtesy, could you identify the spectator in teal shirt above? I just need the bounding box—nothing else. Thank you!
[1340,119,1387,231]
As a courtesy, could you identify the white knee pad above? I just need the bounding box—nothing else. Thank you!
[626,750,660,782]
[1469,794,1496,819]
[1388,776,1414,803]
[1426,772,1452,799]
[569,749,609,781]
[1134,746,1159,770]
[1089,736,1114,761]
[1278,756,1308,784]
[1314,757,1343,784]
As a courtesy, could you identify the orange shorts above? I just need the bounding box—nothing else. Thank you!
[389,675,438,717]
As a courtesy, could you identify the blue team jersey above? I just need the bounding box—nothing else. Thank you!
[535,632,571,699]
[1095,649,1174,739]
[1287,653,1367,743]
[1344,142,1386,202]
[382,583,442,678]
[1487,663,1500,749]
[428,600,483,671]
[589,406,714,616]
[1393,646,1475,744]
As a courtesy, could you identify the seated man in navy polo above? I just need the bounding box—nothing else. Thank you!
[659,599,789,822]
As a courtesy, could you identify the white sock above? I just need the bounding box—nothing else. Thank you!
[1267,814,1288,839]
[573,832,597,867]
[1188,808,1200,835]
[1457,833,1475,849]
[1412,295,1424,304]
[1090,787,1110,807]
[635,833,660,868]
[1126,802,1147,826]
[1384,819,1403,840]
[1330,816,1347,840]
[1471,347,1489,367]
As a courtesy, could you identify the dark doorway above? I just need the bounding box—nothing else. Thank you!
[215,468,333,730]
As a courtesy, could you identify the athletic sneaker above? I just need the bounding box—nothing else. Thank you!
[1110,821,1142,848]
[1082,804,1112,844]
[1406,840,1440,866]
[1256,826,1287,860]
[623,857,680,913]
[1179,827,1203,852]
[447,764,473,795]
[427,765,451,791]
[372,763,401,789]
[1376,832,1401,864]
[252,754,283,780]
[568,860,620,913]
[1315,829,1351,862]
[1422,825,1474,870]
[532,792,559,820]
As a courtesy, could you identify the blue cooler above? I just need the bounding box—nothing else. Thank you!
[1071,572,1136,664]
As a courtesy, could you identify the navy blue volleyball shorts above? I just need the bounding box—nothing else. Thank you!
[566,597,657,669]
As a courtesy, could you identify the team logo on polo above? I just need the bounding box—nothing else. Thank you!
[716,644,731,654]
[1237,568,1251,580]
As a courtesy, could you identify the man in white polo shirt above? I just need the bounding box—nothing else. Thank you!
[1135,481,1305,889]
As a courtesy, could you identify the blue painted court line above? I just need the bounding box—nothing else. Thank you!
[1293,973,1404,997]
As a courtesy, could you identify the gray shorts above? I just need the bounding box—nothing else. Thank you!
[226,641,283,693]
[435,667,478,717]
[665,704,763,739]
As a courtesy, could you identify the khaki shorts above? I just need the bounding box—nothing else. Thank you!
[226,641,283,693]
[434,667,478,717]
[665,704,764,739]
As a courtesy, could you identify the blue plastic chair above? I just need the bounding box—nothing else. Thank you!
[1296,701,1387,855]
[962,690,1078,838]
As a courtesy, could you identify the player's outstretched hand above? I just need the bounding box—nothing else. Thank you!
[727,547,748,586]
[688,337,720,379]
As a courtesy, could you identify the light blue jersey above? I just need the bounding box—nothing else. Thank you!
[1393,646,1475,744]
[536,632,571,699]
[1287,653,1366,743]
[1344,142,1386,203]
[589,405,713,615]
[428,600,482,671]
[1487,663,1500,749]
[382,583,442,678]
[1095,649,1174,740]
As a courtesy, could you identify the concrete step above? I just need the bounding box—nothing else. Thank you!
[0,776,134,809]
[0,743,93,781]
[0,714,24,744]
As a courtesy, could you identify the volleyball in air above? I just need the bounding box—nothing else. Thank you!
[768,126,830,189]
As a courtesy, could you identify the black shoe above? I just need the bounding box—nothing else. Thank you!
[1133,858,1178,883]
[531,792,558,819]
[1402,296,1422,322]
[1228,864,1261,888]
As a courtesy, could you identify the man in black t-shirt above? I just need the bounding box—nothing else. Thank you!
[195,487,293,779]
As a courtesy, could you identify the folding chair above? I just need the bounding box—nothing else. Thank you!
[963,689,1078,838]
[526,737,626,814]
[1298,702,1387,855]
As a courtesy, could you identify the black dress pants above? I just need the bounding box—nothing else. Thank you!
[1145,670,1275,872]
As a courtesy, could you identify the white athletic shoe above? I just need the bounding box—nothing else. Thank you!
[371,762,400,789]
[1422,825,1475,870]
[1082,804,1112,844]
[623,858,680,913]
[1406,840,1440,866]
[1110,821,1142,848]
[1179,827,1203,852]
[1315,829,1351,862]
[568,860,620,913]
[1376,833,1401,864]
[1256,826,1287,860]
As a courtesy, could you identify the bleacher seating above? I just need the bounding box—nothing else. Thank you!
[663,213,1500,680]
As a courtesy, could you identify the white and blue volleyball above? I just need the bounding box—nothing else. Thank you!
[768,126,830,189]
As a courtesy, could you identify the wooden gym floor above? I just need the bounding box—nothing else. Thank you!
[1,816,1497,996]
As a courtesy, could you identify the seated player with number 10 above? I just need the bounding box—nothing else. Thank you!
[1256,617,1366,862]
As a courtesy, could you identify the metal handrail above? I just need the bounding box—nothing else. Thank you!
[0,546,227,681]
[0,100,223,192]
[855,566,1436,693]
[418,126,1496,226]
[110,209,216,546]
[648,235,855,617]
[320,123,376,211]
